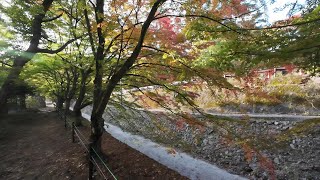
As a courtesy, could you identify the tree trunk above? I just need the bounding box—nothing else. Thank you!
[35,95,46,108]
[19,94,26,110]
[0,98,8,114]
[89,113,104,154]
[56,96,64,111]
[0,59,32,113]
[85,0,105,153]
[73,108,83,126]
[64,67,79,115]
[72,71,89,126]
[65,98,71,114]
[73,99,84,126]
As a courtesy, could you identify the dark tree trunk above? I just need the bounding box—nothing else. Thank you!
[0,0,54,114]
[64,70,72,114]
[56,96,64,111]
[73,108,83,126]
[89,113,104,153]
[72,70,90,126]
[64,67,79,115]
[19,94,26,110]
[35,95,46,108]
[65,98,71,114]
[0,59,33,113]
[85,0,105,152]
[0,98,8,114]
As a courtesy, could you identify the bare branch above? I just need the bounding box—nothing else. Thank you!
[80,101,93,109]
[206,17,320,33]
[130,62,181,73]
[154,14,241,34]
[142,45,170,54]
[36,35,85,54]
[0,61,13,67]
[42,12,64,22]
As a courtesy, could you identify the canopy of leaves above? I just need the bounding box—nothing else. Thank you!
[21,54,68,98]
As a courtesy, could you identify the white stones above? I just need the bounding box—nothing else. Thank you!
[290,143,295,149]
[79,104,247,180]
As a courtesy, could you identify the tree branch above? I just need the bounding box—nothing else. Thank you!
[36,35,85,54]
[42,12,64,22]
[206,17,320,33]
[130,62,181,73]
[80,101,93,109]
[142,45,170,54]
[154,14,241,34]
[0,61,13,67]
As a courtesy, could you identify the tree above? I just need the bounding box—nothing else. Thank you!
[187,1,320,76]
[78,0,169,151]
[0,0,79,113]
[21,54,68,110]
[285,5,320,75]
[78,0,272,152]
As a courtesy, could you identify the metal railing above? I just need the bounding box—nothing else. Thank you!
[57,110,117,180]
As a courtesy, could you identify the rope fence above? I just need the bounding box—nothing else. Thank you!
[57,109,117,180]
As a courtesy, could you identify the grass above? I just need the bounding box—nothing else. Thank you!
[277,118,320,142]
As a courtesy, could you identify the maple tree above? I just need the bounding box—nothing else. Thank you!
[77,0,273,152]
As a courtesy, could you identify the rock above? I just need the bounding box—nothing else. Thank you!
[243,165,253,173]
[290,143,295,149]
[274,157,280,164]
[249,163,258,170]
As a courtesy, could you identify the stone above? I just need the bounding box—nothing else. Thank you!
[202,139,209,145]
[290,143,295,149]
[249,163,258,170]
[243,165,253,172]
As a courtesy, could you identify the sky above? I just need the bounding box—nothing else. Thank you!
[0,0,306,23]
[267,0,306,23]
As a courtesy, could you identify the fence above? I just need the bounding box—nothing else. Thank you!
[57,110,117,180]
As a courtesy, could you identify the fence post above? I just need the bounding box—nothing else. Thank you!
[64,112,67,128]
[88,143,94,180]
[72,122,75,143]
[58,110,62,120]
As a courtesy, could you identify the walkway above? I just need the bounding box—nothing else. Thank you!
[0,110,187,179]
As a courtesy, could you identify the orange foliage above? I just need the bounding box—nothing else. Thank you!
[242,143,254,162]
[258,154,276,180]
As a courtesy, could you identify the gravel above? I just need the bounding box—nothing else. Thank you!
[93,105,320,180]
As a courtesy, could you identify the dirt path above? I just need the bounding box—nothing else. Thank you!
[0,110,187,179]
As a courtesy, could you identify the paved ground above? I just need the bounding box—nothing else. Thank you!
[205,112,320,121]
[146,108,320,121]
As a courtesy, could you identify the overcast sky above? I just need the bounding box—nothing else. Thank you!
[267,0,306,23]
